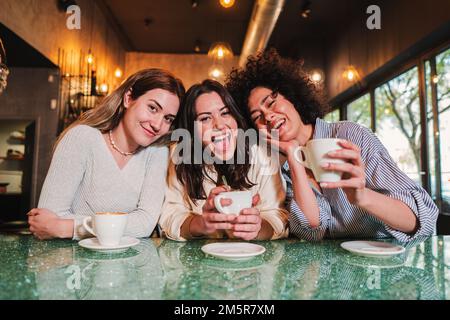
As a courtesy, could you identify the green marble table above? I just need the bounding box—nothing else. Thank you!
[0,234,449,300]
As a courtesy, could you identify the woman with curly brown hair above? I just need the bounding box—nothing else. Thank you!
[226,49,438,242]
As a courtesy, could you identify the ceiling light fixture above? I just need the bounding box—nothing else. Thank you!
[191,0,199,8]
[194,39,202,53]
[300,0,311,18]
[208,42,233,60]
[220,0,235,9]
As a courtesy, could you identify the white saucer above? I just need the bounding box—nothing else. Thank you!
[340,240,406,258]
[201,242,266,261]
[79,236,140,252]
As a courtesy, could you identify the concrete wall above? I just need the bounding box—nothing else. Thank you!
[0,68,60,207]
[125,52,239,89]
[325,0,450,99]
[0,0,126,87]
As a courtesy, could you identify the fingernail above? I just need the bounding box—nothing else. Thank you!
[320,183,328,187]
[321,163,330,168]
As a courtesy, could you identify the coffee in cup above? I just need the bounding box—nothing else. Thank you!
[83,212,128,247]
[293,138,346,182]
[214,190,252,215]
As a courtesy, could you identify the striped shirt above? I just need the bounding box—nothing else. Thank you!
[282,118,439,243]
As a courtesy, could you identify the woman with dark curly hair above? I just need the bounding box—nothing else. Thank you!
[159,79,288,241]
[226,49,438,242]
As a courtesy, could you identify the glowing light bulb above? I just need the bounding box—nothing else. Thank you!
[347,70,354,81]
[310,69,324,83]
[212,68,221,78]
[342,66,360,82]
[220,0,235,9]
[217,47,224,59]
[86,54,94,65]
[99,83,109,94]
[114,68,123,78]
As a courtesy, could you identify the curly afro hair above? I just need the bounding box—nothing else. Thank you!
[225,48,329,127]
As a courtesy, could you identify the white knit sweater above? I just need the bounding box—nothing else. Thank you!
[38,125,169,240]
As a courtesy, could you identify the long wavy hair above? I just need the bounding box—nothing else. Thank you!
[174,79,255,204]
[56,68,185,147]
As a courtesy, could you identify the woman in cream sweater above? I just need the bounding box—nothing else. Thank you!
[160,79,288,241]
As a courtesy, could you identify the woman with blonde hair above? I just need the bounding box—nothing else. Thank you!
[28,68,185,240]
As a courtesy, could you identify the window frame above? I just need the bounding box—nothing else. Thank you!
[330,41,450,213]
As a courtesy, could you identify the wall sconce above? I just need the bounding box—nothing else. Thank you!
[342,65,361,82]
[310,69,324,84]
[114,68,123,78]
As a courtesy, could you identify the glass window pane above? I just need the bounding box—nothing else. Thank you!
[324,108,340,122]
[375,67,422,185]
[425,60,437,199]
[347,93,371,129]
[436,48,450,211]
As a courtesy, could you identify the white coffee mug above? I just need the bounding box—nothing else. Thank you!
[83,212,128,247]
[214,190,252,215]
[293,138,346,182]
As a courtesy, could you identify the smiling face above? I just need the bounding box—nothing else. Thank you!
[122,88,180,147]
[247,86,304,142]
[195,91,238,161]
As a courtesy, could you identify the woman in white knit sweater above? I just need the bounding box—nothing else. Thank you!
[28,69,185,240]
[160,80,288,241]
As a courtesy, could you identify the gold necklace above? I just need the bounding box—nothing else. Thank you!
[108,130,138,156]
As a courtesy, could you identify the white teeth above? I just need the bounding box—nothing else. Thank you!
[212,132,230,143]
[273,119,286,130]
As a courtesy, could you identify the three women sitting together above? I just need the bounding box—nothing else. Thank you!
[28,49,439,243]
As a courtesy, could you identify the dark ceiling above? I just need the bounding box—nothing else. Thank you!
[102,0,255,54]
[102,0,376,58]
[0,0,385,67]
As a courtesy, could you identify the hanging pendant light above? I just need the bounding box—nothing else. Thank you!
[208,64,225,81]
[208,42,233,60]
[220,0,235,9]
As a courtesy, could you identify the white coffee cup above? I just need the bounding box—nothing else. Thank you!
[293,138,346,182]
[83,212,128,247]
[214,190,252,215]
